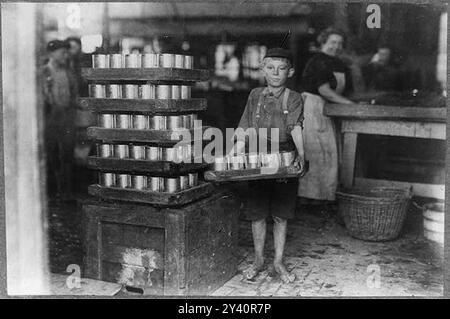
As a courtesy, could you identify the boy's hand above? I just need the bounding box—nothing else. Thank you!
[294,155,307,177]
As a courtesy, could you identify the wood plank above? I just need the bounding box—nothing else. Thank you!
[87,126,210,144]
[324,104,446,123]
[87,156,209,175]
[88,182,215,206]
[49,273,122,296]
[204,164,307,182]
[341,133,358,188]
[102,223,165,251]
[81,67,210,82]
[164,211,186,295]
[354,177,445,200]
[341,120,446,139]
[79,97,207,114]
[82,202,166,228]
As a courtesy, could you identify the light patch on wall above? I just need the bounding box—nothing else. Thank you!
[81,34,103,54]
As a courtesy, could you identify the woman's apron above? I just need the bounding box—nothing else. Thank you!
[297,92,338,201]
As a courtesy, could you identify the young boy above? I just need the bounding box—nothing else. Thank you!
[230,48,305,283]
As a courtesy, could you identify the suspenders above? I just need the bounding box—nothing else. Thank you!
[255,88,290,127]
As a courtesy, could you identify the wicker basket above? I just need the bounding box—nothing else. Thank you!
[336,187,412,241]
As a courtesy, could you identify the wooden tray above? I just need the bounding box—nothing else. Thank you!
[78,98,207,114]
[88,182,215,206]
[87,126,210,144]
[81,68,210,82]
[204,164,308,182]
[87,156,208,175]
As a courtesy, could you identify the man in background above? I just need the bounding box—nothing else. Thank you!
[42,39,78,201]
[362,45,401,92]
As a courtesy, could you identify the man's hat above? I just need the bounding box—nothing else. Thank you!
[47,40,70,52]
[264,47,293,64]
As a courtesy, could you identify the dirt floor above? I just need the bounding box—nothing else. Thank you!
[47,197,443,297]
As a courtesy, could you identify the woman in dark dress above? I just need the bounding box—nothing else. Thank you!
[298,27,354,202]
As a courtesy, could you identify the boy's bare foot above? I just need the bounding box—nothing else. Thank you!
[274,261,296,284]
[243,259,265,280]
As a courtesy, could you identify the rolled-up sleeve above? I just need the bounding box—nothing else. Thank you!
[286,93,304,133]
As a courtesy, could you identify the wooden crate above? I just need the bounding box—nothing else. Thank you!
[82,191,240,295]
[88,182,215,206]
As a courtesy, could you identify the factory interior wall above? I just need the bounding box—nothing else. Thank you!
[2,3,49,295]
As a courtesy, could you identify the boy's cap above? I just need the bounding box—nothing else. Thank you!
[264,47,293,64]
[47,40,70,52]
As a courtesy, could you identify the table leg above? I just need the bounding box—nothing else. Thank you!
[342,132,358,188]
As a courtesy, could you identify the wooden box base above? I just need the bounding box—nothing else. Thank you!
[82,191,239,295]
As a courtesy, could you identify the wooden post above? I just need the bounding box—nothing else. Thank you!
[341,132,358,188]
[2,3,49,295]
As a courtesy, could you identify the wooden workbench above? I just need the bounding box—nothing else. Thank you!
[324,104,446,199]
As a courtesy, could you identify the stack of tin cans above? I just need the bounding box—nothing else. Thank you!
[97,143,194,163]
[214,151,296,171]
[89,83,191,100]
[99,172,199,193]
[92,53,194,69]
[97,113,198,130]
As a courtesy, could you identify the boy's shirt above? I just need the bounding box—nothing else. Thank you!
[238,87,304,151]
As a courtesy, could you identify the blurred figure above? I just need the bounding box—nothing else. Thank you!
[41,40,78,201]
[66,36,96,194]
[362,45,401,92]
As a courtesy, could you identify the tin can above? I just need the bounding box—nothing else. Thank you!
[98,114,115,128]
[100,172,115,187]
[156,85,171,99]
[106,84,122,98]
[116,114,131,129]
[181,115,191,129]
[261,153,280,168]
[132,175,147,190]
[90,84,105,98]
[130,145,145,160]
[229,155,246,170]
[132,115,148,130]
[116,174,131,188]
[171,85,181,99]
[139,84,156,99]
[148,176,163,192]
[124,54,140,68]
[179,175,189,190]
[160,54,174,68]
[167,116,182,130]
[174,55,184,68]
[92,54,109,68]
[214,156,228,171]
[122,84,138,99]
[280,151,295,167]
[150,115,166,130]
[184,55,194,69]
[165,177,180,193]
[98,144,113,158]
[177,145,187,162]
[181,86,191,99]
[145,146,160,161]
[191,114,199,128]
[247,153,260,169]
[188,172,198,187]
[162,147,178,162]
[114,144,129,159]
[185,144,192,161]
[109,54,123,68]
[141,53,159,68]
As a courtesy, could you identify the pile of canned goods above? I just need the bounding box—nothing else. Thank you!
[214,151,296,171]
[89,83,192,100]
[97,143,196,162]
[92,53,194,69]
[97,113,199,130]
[99,172,199,193]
